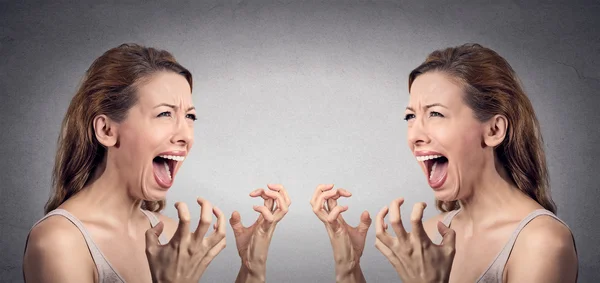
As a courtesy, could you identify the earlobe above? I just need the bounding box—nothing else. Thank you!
[93,115,118,147]
[484,115,508,147]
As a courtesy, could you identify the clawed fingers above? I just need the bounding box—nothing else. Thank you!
[194,198,214,241]
[172,202,192,244]
[250,186,289,223]
[388,198,408,241]
[253,204,275,223]
[199,237,227,268]
[410,202,429,242]
[267,184,291,207]
[312,185,352,223]
[205,206,226,247]
[375,206,395,247]
[310,184,335,205]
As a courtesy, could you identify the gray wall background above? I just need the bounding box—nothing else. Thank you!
[1,0,599,282]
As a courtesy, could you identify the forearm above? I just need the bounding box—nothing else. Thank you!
[335,263,366,283]
[235,261,266,283]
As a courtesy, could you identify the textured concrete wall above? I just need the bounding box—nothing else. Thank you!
[1,1,598,282]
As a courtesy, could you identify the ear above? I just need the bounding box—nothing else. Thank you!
[93,114,118,147]
[483,114,508,147]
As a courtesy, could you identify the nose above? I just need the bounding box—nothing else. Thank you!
[171,114,194,147]
[407,116,430,147]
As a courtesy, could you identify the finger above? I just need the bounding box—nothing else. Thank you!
[253,205,274,223]
[264,198,275,211]
[229,211,244,236]
[315,189,349,215]
[145,221,164,251]
[173,202,191,242]
[437,221,457,251]
[194,197,213,240]
[326,198,337,213]
[263,189,288,221]
[356,210,372,234]
[388,198,408,241]
[268,184,291,207]
[375,206,395,246]
[250,188,269,200]
[410,202,428,240]
[206,207,226,247]
[326,205,348,228]
[330,188,352,200]
[375,237,401,267]
[310,184,334,205]
[199,237,227,269]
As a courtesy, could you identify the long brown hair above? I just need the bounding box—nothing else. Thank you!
[408,43,557,214]
[44,43,193,214]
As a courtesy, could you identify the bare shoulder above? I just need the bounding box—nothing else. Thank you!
[423,211,450,241]
[23,215,95,283]
[507,214,578,283]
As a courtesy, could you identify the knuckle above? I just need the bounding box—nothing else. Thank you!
[201,216,212,224]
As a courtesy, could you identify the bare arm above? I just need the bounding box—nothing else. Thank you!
[23,216,95,283]
[506,216,578,283]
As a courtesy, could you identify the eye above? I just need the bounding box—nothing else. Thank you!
[404,113,415,121]
[430,111,444,118]
[157,111,172,118]
[186,113,197,121]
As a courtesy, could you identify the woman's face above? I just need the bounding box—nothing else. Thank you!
[405,72,488,201]
[112,71,196,201]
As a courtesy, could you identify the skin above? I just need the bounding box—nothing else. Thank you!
[310,184,372,283]
[23,71,289,283]
[374,71,577,283]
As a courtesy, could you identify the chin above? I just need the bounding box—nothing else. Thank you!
[432,183,461,203]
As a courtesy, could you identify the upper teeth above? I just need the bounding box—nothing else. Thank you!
[416,155,442,162]
[160,155,185,162]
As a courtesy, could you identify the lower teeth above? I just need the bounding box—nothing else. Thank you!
[163,160,172,180]
[429,161,437,180]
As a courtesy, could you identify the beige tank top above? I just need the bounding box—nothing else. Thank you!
[433,209,578,283]
[24,209,168,283]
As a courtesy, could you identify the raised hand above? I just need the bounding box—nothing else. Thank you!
[145,198,226,283]
[375,198,456,283]
[310,184,371,283]
[230,184,291,283]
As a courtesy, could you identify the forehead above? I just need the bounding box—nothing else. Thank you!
[135,71,193,107]
[408,72,464,108]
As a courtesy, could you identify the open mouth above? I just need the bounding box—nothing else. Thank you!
[152,155,184,186]
[417,154,449,184]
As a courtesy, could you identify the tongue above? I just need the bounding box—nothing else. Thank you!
[430,159,448,182]
[153,159,171,183]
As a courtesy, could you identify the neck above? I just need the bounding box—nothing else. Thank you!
[73,158,143,227]
[457,158,523,228]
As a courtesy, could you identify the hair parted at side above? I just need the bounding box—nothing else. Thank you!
[408,43,556,214]
[44,43,193,214]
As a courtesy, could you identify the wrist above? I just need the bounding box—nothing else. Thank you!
[335,262,365,283]
[236,259,266,283]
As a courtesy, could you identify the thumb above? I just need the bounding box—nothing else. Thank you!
[229,211,244,235]
[357,210,372,234]
[437,221,456,248]
[145,221,164,249]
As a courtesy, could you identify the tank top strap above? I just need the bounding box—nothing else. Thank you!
[476,209,577,283]
[140,209,168,245]
[433,209,461,245]
[24,209,125,283]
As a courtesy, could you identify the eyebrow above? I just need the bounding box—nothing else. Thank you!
[154,103,195,111]
[405,103,448,111]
